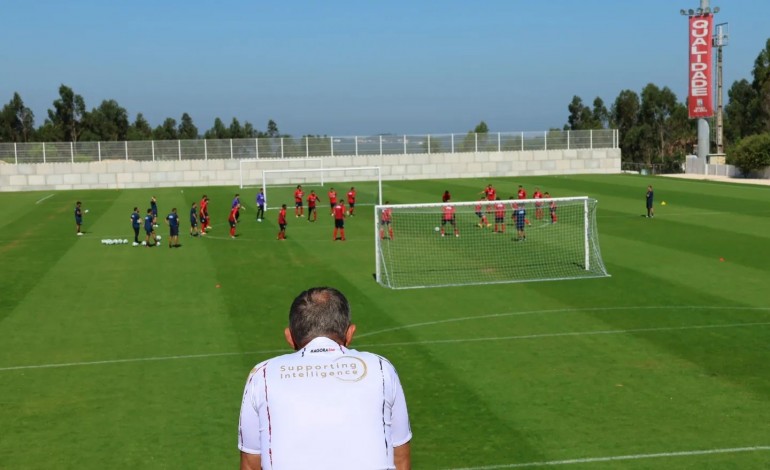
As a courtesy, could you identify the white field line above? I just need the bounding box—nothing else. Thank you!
[1,319,768,373]
[34,193,55,204]
[356,305,770,338]
[445,445,770,469]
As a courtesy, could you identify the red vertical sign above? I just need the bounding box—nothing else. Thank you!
[688,14,714,118]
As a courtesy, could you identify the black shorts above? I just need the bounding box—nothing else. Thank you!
[348,202,355,208]
[441,219,455,226]
[380,220,390,226]
[229,220,236,228]
[279,223,287,230]
[335,219,344,228]
[190,220,197,227]
[295,201,303,207]
[495,216,504,223]
[308,206,316,212]
[145,228,154,235]
[170,226,179,236]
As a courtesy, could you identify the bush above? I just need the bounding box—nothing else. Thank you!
[728,133,770,176]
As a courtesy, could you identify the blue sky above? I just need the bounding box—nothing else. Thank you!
[1,0,768,137]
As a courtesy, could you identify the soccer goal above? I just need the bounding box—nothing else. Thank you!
[262,166,383,211]
[239,157,324,190]
[374,196,609,289]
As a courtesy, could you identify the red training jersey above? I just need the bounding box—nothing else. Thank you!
[307,193,318,207]
[494,202,505,218]
[328,190,337,204]
[382,208,392,222]
[294,189,303,203]
[518,188,527,199]
[228,207,238,223]
[278,208,287,224]
[347,190,356,204]
[485,187,496,201]
[333,203,346,220]
[442,205,455,221]
[200,199,208,216]
[533,191,543,206]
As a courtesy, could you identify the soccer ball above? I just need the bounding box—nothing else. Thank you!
[434,227,440,232]
[156,235,162,241]
[141,241,147,246]
[132,242,139,247]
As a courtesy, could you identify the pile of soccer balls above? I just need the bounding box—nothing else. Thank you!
[101,239,130,246]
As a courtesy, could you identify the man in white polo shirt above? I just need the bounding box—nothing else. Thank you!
[238,287,412,470]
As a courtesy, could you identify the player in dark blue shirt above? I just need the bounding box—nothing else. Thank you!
[166,208,180,248]
[130,207,141,245]
[150,196,159,227]
[515,207,527,241]
[190,202,199,237]
[144,209,156,247]
[74,201,83,236]
[646,185,654,218]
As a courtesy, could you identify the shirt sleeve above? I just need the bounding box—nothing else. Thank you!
[238,364,266,455]
[388,365,412,447]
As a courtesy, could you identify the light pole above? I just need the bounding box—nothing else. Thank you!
[680,1,720,162]
[713,22,729,156]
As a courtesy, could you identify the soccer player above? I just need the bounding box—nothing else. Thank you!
[493,197,506,233]
[442,190,451,203]
[74,201,84,235]
[144,209,156,247]
[545,192,557,223]
[327,187,338,215]
[165,207,180,248]
[232,193,242,222]
[307,190,321,222]
[475,197,489,228]
[238,287,412,470]
[440,200,458,237]
[514,205,527,241]
[346,187,356,216]
[229,203,239,239]
[189,202,199,237]
[333,201,346,241]
[646,185,654,218]
[199,195,209,234]
[130,207,141,245]
[256,188,266,222]
[517,185,531,226]
[277,204,287,240]
[481,183,496,202]
[150,196,159,227]
[380,202,393,240]
[294,185,304,218]
[533,187,544,221]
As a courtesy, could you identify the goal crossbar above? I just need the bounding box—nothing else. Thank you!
[262,166,383,211]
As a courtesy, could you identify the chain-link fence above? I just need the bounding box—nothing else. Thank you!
[0,129,617,164]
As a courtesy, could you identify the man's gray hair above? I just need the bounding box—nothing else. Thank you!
[289,287,351,347]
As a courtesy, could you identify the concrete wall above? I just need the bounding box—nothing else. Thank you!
[0,148,621,192]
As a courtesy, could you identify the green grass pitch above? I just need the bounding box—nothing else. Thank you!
[1,174,769,469]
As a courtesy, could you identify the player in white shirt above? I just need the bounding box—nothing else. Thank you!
[239,287,412,470]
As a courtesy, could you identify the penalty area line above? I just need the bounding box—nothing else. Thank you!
[444,445,770,469]
[1,321,769,373]
[35,194,55,204]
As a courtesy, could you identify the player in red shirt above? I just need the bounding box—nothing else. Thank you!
[480,183,496,216]
[199,195,209,234]
[327,187,338,216]
[493,198,506,233]
[442,190,451,203]
[346,187,357,217]
[517,185,531,226]
[307,190,321,222]
[440,201,458,238]
[294,185,304,218]
[380,202,393,240]
[228,204,239,239]
[277,204,287,240]
[333,201,346,241]
[475,197,490,228]
[545,192,557,223]
[533,187,544,221]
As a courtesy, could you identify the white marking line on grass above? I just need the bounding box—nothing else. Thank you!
[356,305,770,338]
[35,194,55,204]
[1,320,769,373]
[445,445,770,469]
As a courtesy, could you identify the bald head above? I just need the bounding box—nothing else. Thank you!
[288,287,352,348]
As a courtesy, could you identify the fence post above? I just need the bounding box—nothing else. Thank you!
[178,140,182,160]
[355,136,359,156]
[152,140,155,161]
[497,132,501,152]
[427,135,431,154]
[379,135,383,156]
[125,141,128,160]
[230,139,234,159]
[451,133,455,153]
[330,137,334,157]
[590,129,593,149]
[305,136,309,158]
[544,131,548,151]
[14,142,17,164]
[98,141,102,161]
[567,131,570,150]
[403,135,407,155]
[521,132,524,151]
[474,133,478,153]
[43,142,46,163]
[280,138,284,159]
[255,138,259,159]
[204,139,208,160]
[70,141,74,163]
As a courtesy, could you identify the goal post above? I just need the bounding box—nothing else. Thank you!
[239,157,324,189]
[374,196,609,289]
[262,166,383,212]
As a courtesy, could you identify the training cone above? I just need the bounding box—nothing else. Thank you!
[661,201,667,206]
[719,257,725,262]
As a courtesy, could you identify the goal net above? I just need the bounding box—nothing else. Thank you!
[375,196,609,289]
[239,157,324,190]
[262,166,382,211]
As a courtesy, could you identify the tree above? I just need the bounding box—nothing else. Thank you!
[565,95,599,130]
[47,84,87,141]
[204,117,229,139]
[266,119,279,138]
[128,113,153,141]
[728,132,770,175]
[0,92,35,142]
[724,79,760,144]
[473,121,489,134]
[639,83,680,164]
[178,113,198,140]
[751,38,770,132]
[243,121,259,138]
[153,118,178,140]
[610,89,641,160]
[82,99,129,141]
[229,118,244,139]
[591,97,609,129]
